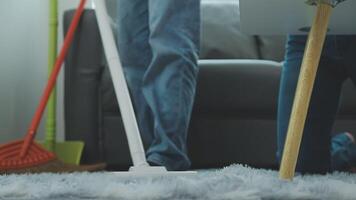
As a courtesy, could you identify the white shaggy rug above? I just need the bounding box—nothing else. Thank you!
[1,164,356,200]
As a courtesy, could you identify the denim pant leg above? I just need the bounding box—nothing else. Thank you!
[277,35,346,174]
[141,0,200,170]
[116,0,155,148]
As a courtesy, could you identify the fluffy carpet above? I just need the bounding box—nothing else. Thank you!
[1,164,356,200]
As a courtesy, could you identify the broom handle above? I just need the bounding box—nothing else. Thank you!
[279,2,333,180]
[20,0,87,158]
[45,0,58,152]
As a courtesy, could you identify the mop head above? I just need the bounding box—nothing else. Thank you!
[0,160,106,175]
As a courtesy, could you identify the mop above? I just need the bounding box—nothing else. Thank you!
[0,0,105,174]
[279,0,347,180]
[93,0,196,176]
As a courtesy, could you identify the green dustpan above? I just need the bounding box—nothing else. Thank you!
[40,141,84,164]
[39,0,84,164]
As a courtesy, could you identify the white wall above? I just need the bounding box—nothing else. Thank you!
[0,0,90,143]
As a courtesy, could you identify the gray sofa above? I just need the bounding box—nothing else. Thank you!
[64,1,356,170]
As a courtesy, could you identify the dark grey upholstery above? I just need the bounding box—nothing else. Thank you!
[64,1,356,170]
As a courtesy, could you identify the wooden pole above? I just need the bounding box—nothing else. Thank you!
[279,2,333,180]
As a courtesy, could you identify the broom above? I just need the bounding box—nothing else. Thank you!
[0,0,105,174]
[39,0,85,165]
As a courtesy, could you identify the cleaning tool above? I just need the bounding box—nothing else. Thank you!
[39,0,84,165]
[93,0,195,176]
[0,0,105,174]
[279,0,346,180]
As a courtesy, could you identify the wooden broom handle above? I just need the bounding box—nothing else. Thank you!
[279,2,333,180]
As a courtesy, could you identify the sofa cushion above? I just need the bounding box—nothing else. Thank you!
[257,36,286,62]
[200,0,260,59]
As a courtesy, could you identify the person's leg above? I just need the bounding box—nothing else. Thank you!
[116,0,155,147]
[141,0,200,170]
[277,35,347,174]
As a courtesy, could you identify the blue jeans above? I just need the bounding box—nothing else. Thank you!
[116,0,200,170]
[277,35,356,174]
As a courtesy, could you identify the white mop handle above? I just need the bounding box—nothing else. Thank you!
[93,0,148,167]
